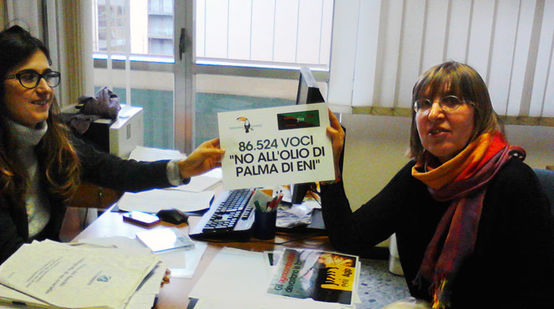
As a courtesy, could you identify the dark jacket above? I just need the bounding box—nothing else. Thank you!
[320,158,554,308]
[0,135,172,264]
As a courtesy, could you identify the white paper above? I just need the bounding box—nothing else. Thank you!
[53,237,166,309]
[79,236,207,279]
[218,103,335,190]
[165,241,208,278]
[0,261,167,309]
[117,189,214,213]
[0,283,49,308]
[124,262,167,309]
[129,146,222,192]
[136,228,194,253]
[130,146,185,162]
[189,248,272,300]
[123,145,221,213]
[0,240,160,309]
[171,168,222,192]
[190,247,355,309]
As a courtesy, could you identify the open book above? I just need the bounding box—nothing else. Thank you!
[0,240,161,309]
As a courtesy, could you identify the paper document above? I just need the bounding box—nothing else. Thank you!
[129,146,222,192]
[136,228,194,253]
[0,283,48,308]
[78,236,207,279]
[74,237,167,309]
[117,189,214,213]
[130,146,185,161]
[189,248,272,303]
[218,103,335,190]
[165,241,208,278]
[190,247,357,308]
[124,262,166,309]
[178,167,222,192]
[0,240,161,309]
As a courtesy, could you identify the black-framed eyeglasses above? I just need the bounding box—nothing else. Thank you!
[413,95,469,114]
[6,69,61,89]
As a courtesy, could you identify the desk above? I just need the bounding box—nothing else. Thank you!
[73,208,333,308]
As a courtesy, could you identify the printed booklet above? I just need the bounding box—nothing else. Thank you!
[267,248,358,305]
[136,227,194,253]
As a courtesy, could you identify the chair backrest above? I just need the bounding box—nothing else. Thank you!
[534,169,554,215]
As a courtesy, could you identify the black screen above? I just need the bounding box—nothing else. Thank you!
[291,67,324,204]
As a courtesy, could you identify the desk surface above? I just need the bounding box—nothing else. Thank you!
[73,208,333,308]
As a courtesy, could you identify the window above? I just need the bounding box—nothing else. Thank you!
[195,0,334,70]
[93,0,174,61]
[91,0,335,150]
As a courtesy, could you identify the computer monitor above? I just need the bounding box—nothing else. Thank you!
[290,67,324,204]
[296,67,325,105]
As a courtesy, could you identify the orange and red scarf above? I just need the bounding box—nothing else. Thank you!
[411,131,525,309]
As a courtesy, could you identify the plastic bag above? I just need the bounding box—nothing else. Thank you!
[76,86,121,120]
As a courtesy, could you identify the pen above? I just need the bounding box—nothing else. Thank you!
[274,194,283,208]
[268,192,282,211]
[268,196,277,211]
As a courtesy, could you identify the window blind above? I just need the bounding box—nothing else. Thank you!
[330,0,553,126]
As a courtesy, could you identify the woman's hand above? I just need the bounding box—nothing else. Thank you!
[177,138,225,179]
[326,109,344,181]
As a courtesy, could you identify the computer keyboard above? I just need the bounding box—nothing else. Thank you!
[190,188,255,240]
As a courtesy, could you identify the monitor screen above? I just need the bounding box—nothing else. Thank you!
[296,67,325,105]
[291,67,324,204]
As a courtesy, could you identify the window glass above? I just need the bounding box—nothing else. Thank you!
[93,0,174,58]
[195,0,334,70]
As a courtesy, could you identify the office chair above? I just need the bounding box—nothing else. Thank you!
[534,168,554,215]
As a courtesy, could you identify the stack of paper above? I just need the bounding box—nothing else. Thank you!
[189,247,361,309]
[80,234,208,279]
[0,240,163,309]
[117,146,222,213]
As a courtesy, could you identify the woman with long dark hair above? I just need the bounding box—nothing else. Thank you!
[0,25,224,264]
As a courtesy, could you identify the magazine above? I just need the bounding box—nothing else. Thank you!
[267,248,358,305]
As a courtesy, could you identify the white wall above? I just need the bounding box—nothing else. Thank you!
[341,114,554,211]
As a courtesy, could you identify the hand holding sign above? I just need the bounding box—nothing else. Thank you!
[218,103,335,190]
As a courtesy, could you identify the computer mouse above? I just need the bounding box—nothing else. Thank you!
[156,208,189,225]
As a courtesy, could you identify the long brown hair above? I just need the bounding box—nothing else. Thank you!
[408,61,502,161]
[0,25,80,209]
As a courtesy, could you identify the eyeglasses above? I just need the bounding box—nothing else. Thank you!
[413,95,469,114]
[6,69,61,89]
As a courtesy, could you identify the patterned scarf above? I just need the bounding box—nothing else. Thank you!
[411,131,525,308]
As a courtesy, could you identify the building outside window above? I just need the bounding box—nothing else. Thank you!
[92,0,334,149]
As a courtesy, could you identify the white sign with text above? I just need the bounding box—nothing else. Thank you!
[218,103,335,190]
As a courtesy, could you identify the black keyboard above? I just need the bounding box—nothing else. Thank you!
[190,189,255,240]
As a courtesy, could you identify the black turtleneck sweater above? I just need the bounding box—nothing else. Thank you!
[320,158,554,308]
